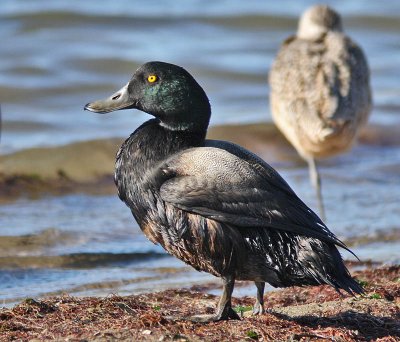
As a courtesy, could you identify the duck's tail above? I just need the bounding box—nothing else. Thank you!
[294,238,364,295]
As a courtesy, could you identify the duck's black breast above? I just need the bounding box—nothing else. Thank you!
[114,119,246,277]
[115,119,203,219]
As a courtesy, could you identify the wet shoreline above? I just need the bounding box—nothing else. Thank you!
[0,122,287,202]
[1,121,400,202]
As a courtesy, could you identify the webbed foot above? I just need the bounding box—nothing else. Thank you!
[252,302,265,316]
[189,275,240,322]
[252,281,265,316]
[189,307,240,322]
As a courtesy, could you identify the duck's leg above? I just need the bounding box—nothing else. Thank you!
[252,281,265,315]
[307,157,326,221]
[190,275,240,322]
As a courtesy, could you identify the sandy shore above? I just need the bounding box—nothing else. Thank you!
[1,264,399,341]
[0,123,290,202]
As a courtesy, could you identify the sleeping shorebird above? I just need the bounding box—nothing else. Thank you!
[269,4,372,220]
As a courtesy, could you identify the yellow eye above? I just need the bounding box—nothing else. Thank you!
[147,75,158,83]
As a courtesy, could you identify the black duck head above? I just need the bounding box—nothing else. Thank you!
[85,61,211,132]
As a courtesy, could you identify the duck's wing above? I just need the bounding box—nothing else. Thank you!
[158,140,349,251]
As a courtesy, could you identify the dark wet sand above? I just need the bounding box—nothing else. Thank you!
[1,122,399,202]
[1,265,399,341]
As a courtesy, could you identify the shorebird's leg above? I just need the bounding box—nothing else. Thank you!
[252,281,265,315]
[307,157,326,221]
[190,275,240,322]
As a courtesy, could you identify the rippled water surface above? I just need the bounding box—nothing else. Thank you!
[1,0,400,151]
[1,0,399,306]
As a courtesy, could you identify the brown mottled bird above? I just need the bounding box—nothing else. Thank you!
[85,61,363,322]
[269,5,372,220]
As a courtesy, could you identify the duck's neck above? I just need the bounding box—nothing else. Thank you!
[115,118,207,187]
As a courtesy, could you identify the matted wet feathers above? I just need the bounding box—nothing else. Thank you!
[85,61,363,321]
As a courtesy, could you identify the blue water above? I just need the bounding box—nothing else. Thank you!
[1,0,400,152]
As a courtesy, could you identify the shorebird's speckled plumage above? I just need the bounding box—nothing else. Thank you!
[85,61,363,322]
[269,5,371,219]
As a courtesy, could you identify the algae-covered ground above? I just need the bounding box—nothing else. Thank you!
[0,265,399,341]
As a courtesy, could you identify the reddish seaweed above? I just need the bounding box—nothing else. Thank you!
[1,265,399,341]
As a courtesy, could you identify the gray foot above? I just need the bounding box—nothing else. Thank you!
[189,307,240,322]
[252,302,265,316]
